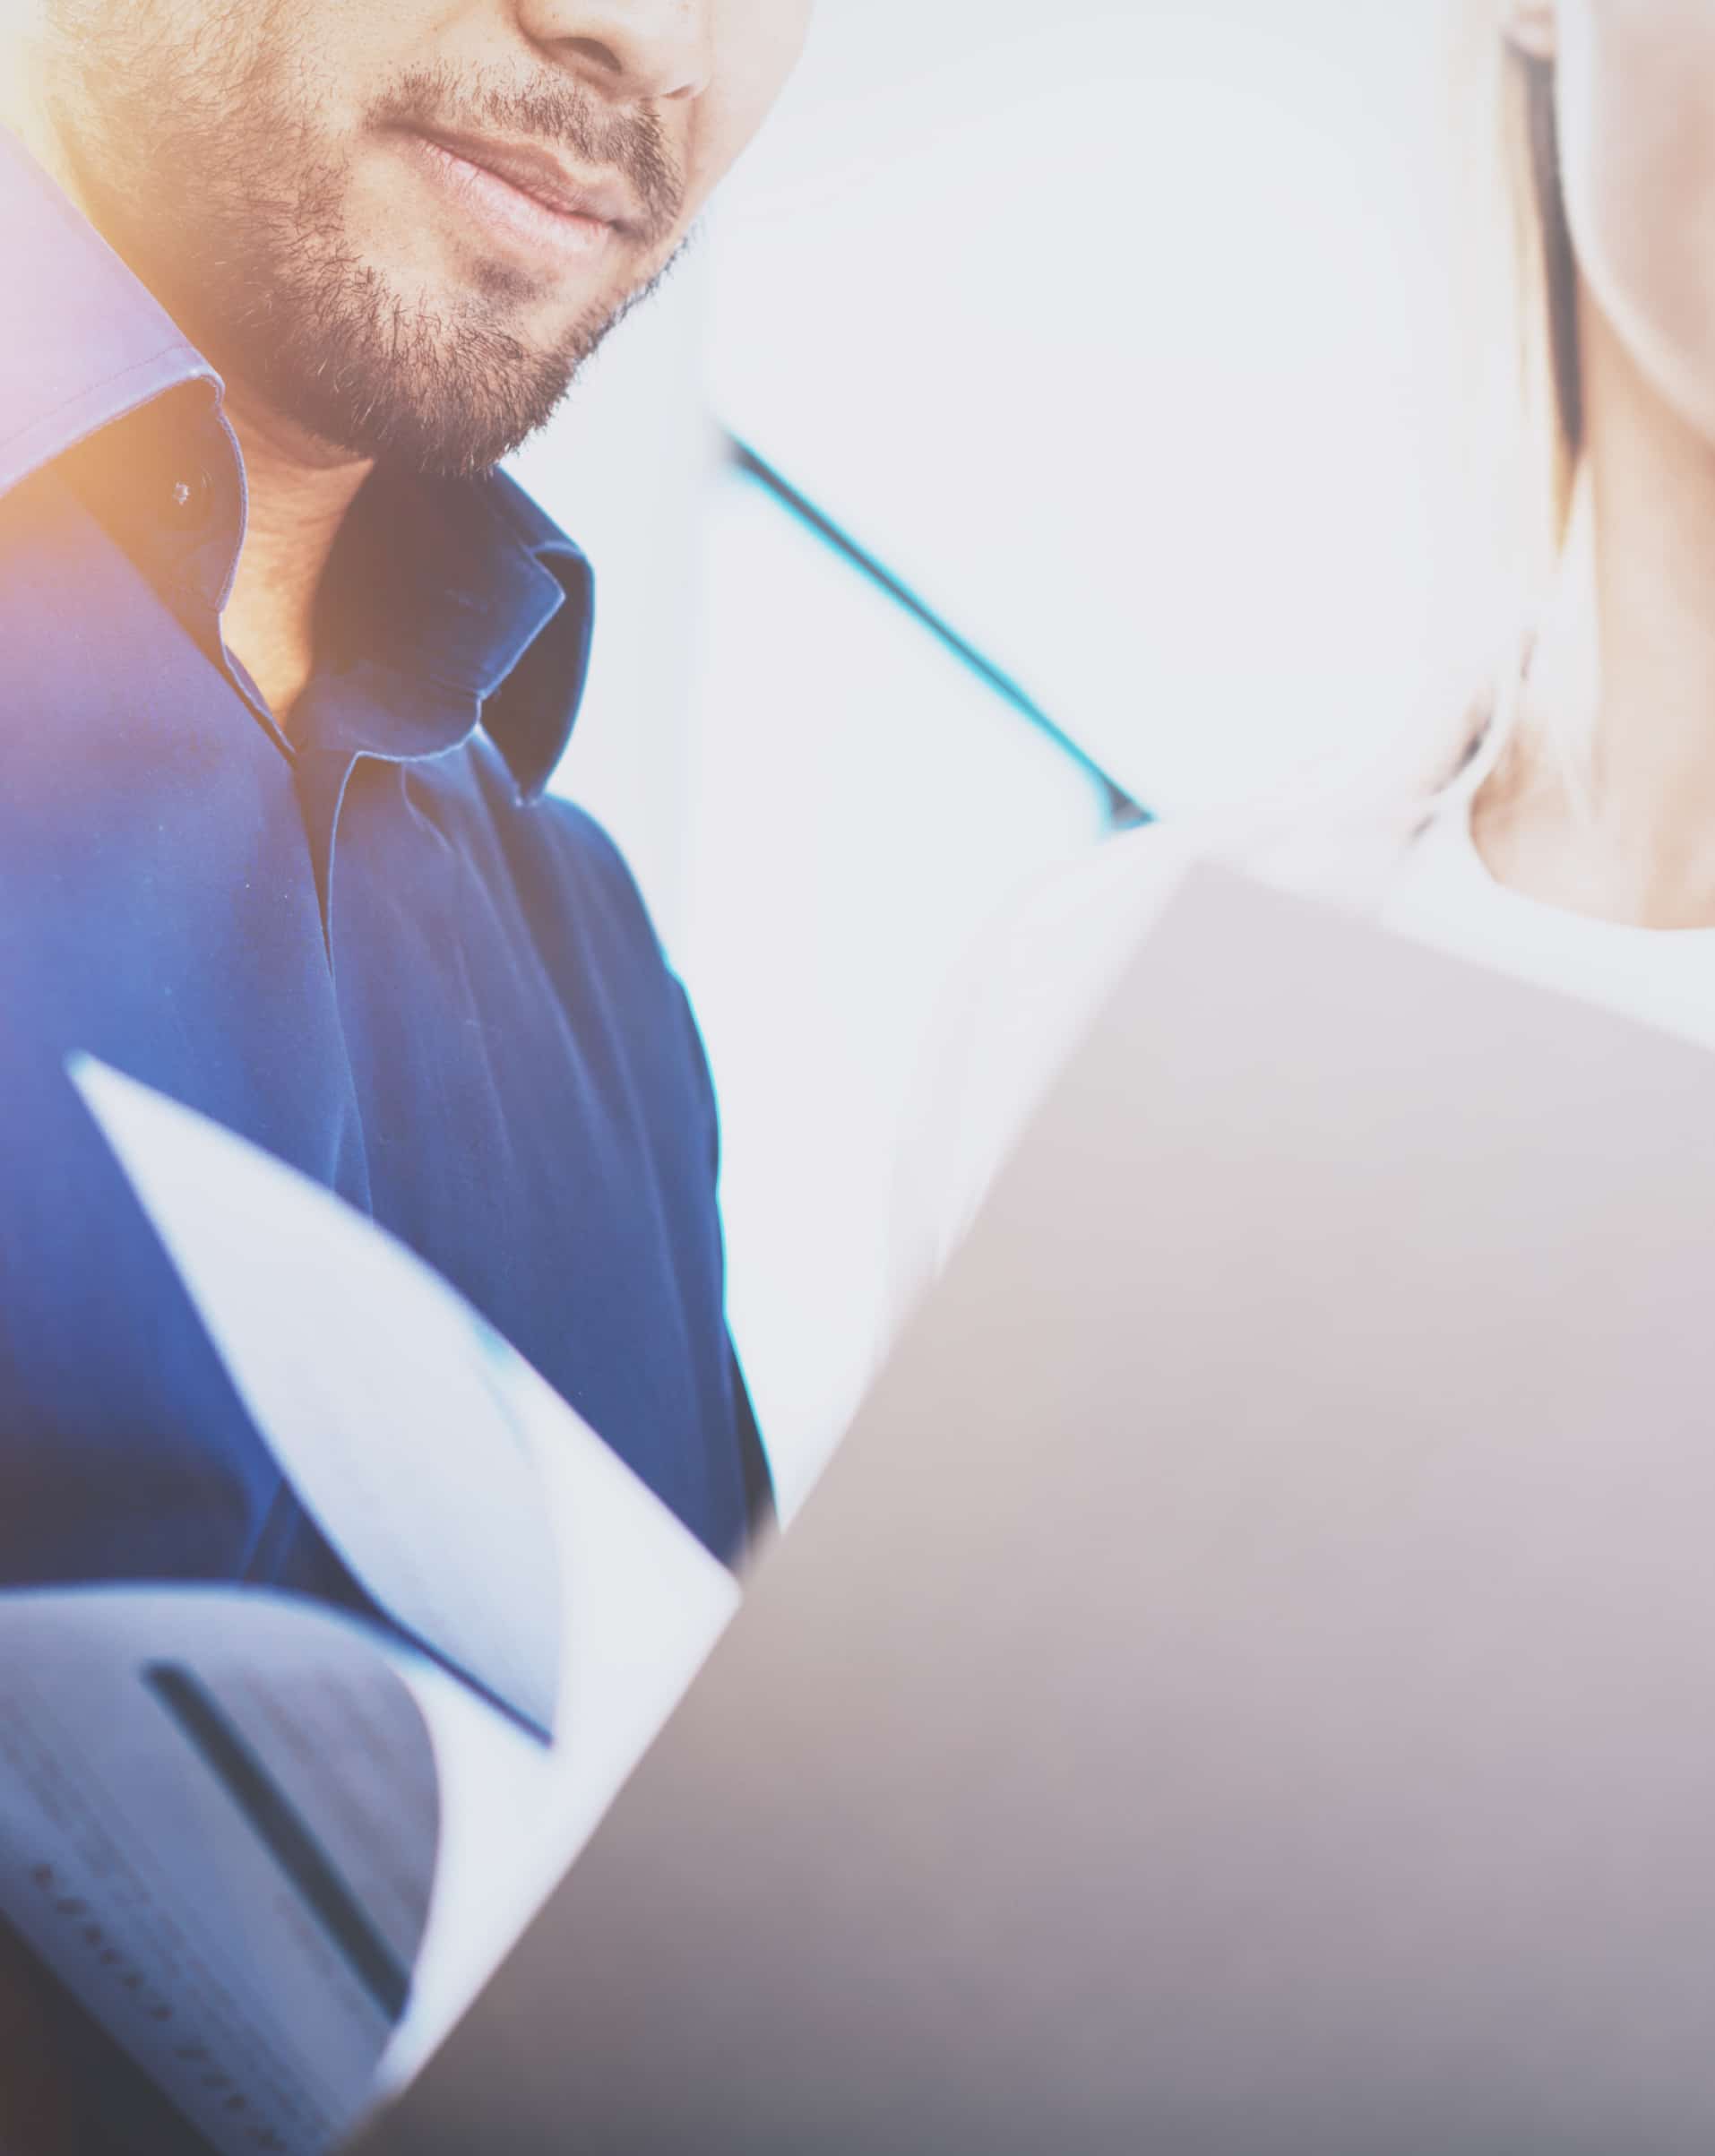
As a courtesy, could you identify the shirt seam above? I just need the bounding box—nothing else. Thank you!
[0,342,210,475]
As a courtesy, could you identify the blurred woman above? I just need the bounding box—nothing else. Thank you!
[901,0,1715,1287]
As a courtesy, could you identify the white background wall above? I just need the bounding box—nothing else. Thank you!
[515,0,1494,1515]
[508,248,720,944]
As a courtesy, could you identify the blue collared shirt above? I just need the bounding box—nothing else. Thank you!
[0,129,771,1608]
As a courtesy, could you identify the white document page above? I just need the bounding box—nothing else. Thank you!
[72,1057,564,1738]
[57,1059,745,2131]
[380,1343,742,2097]
[364,861,1715,2156]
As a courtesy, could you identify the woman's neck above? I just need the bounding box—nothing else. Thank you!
[1478,288,1715,928]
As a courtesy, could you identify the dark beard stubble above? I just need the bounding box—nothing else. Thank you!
[42,8,686,476]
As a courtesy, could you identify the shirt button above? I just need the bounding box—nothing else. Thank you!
[168,468,216,528]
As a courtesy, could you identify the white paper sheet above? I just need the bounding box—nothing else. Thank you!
[381,1347,741,2097]
[72,1057,564,1738]
[50,1057,745,2143]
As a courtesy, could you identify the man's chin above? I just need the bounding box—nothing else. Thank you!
[203,203,665,476]
[254,323,578,479]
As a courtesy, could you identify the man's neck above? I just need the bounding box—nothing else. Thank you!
[216,382,373,725]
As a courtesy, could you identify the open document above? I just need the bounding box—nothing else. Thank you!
[356,863,1715,2156]
[0,1060,739,2156]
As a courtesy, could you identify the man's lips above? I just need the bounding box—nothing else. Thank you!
[415,126,642,231]
[393,125,644,272]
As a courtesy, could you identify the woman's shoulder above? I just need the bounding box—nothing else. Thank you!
[889,778,1441,1319]
[889,821,1199,1310]
[914,789,1373,1146]
[995,815,1198,955]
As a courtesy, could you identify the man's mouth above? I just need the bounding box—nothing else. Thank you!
[392,125,642,273]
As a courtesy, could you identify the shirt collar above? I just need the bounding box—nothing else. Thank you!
[1,125,592,798]
[0,125,215,501]
[314,461,594,801]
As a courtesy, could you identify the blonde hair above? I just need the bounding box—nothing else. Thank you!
[1406,5,1590,823]
[1495,25,1581,556]
[1198,7,1594,904]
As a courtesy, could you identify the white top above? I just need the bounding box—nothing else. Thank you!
[1382,790,1715,1049]
[895,787,1715,1307]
